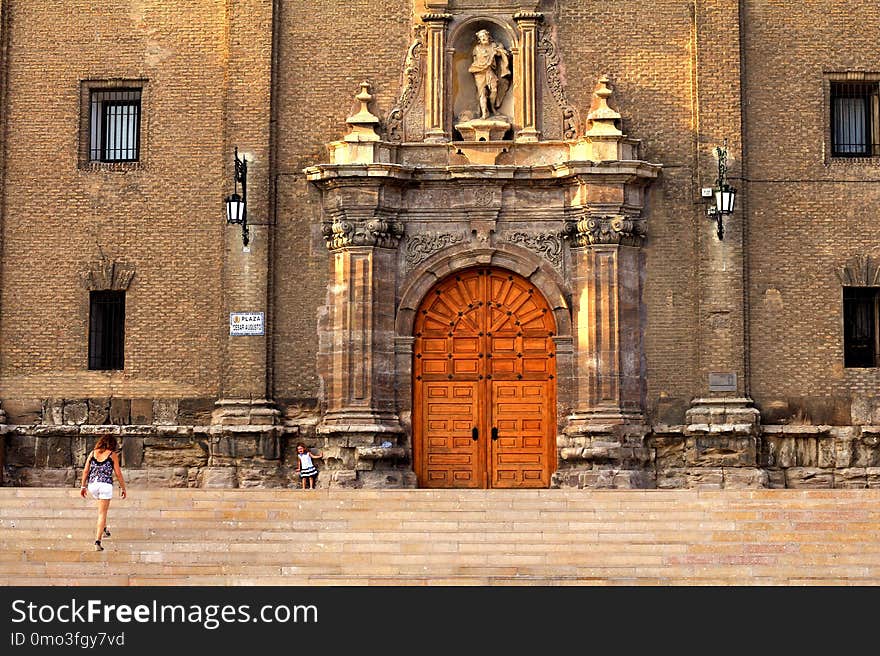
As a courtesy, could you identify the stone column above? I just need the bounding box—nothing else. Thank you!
[567,217,645,423]
[421,13,452,143]
[315,180,411,487]
[685,0,760,452]
[513,11,542,142]
[212,0,280,483]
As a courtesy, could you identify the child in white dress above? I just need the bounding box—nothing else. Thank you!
[295,443,322,489]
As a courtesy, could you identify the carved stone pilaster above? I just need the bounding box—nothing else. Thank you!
[513,11,543,142]
[421,13,452,142]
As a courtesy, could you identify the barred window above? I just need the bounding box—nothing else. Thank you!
[89,89,141,162]
[88,290,126,370]
[843,287,879,368]
[831,81,880,157]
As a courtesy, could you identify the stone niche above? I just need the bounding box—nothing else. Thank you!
[450,19,516,141]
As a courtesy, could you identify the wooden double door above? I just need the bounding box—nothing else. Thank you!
[413,267,557,488]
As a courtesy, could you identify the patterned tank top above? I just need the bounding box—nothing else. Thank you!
[88,453,115,485]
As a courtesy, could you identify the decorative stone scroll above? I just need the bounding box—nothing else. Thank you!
[405,232,466,268]
[506,231,563,270]
[80,258,136,291]
[387,26,425,143]
[836,254,880,286]
[538,24,578,140]
[564,215,646,248]
[322,216,404,252]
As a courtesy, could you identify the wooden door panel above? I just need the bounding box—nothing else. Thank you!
[490,381,551,488]
[421,382,481,488]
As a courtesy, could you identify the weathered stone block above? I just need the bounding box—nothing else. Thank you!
[852,435,880,468]
[656,469,688,489]
[329,469,359,488]
[88,399,110,425]
[6,467,75,487]
[143,437,208,468]
[794,436,818,466]
[130,399,153,425]
[766,470,787,489]
[43,399,63,425]
[203,467,237,488]
[2,399,42,425]
[686,468,723,488]
[689,435,756,467]
[5,436,36,466]
[722,467,768,489]
[834,468,867,488]
[109,398,130,425]
[121,437,145,468]
[63,401,89,426]
[650,436,686,469]
[868,468,880,489]
[35,436,73,467]
[784,467,833,488]
[153,399,178,426]
[178,399,214,426]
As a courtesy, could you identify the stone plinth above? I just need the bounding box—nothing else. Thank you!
[454,117,510,141]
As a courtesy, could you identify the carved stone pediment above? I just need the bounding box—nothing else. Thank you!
[837,254,880,286]
[80,258,136,291]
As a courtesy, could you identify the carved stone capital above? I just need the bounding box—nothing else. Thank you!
[420,13,453,24]
[513,11,544,24]
[322,216,404,252]
[565,214,645,247]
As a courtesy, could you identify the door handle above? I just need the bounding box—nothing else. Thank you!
[491,427,499,441]
[472,427,479,441]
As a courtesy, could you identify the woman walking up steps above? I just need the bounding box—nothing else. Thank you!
[79,436,127,551]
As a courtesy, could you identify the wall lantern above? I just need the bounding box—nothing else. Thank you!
[706,142,736,240]
[225,146,249,247]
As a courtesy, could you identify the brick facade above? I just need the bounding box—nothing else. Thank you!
[1,1,878,489]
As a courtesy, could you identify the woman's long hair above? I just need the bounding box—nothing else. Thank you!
[94,436,119,453]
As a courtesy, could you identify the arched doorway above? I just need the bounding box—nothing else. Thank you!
[413,267,557,488]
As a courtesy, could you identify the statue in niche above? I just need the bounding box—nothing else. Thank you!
[468,29,511,120]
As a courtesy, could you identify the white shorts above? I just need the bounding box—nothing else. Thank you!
[88,482,113,500]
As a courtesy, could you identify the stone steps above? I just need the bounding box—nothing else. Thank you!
[2,488,880,585]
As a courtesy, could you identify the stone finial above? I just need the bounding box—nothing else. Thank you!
[585,75,623,138]
[329,82,386,164]
[344,81,381,143]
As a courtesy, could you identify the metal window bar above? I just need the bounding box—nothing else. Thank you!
[88,290,126,370]
[89,89,141,162]
[843,288,878,368]
[831,81,880,157]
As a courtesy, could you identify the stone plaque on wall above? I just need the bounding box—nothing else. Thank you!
[708,372,737,392]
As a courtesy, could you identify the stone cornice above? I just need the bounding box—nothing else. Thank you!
[305,157,661,185]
